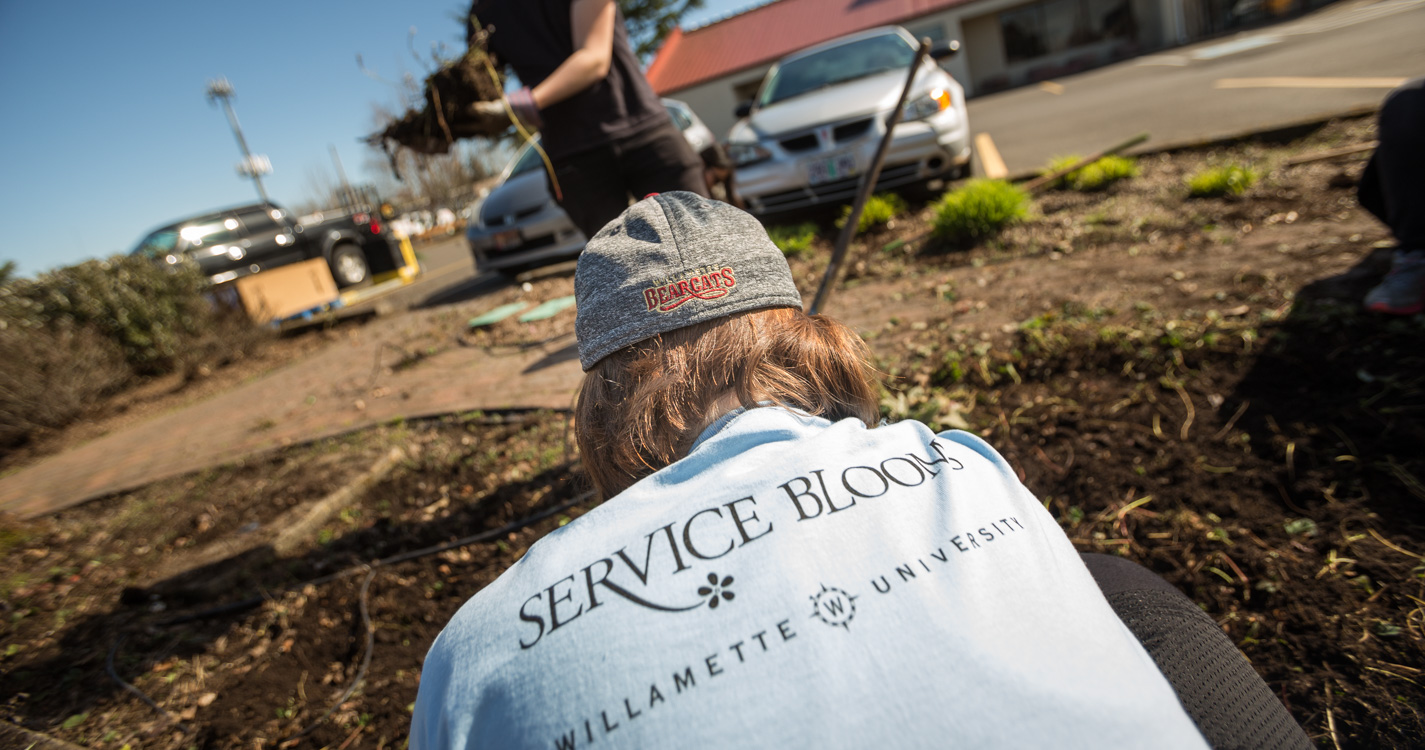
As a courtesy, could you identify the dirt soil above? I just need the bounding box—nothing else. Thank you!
[374,44,509,155]
[3,114,1423,749]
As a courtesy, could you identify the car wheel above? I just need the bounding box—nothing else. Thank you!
[330,244,370,287]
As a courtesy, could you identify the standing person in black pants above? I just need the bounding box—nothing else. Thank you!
[469,0,709,239]
[1359,77,1425,315]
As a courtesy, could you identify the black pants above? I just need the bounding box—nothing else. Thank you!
[551,121,709,239]
[1081,554,1312,750]
[1358,77,1425,248]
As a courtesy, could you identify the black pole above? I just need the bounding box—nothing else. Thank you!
[220,97,270,204]
[808,38,931,316]
[207,78,272,205]
[331,144,356,211]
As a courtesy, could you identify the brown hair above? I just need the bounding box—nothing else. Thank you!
[575,306,881,500]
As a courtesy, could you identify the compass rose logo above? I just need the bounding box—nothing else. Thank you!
[809,583,858,630]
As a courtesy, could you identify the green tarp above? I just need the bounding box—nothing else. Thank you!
[517,295,577,322]
[467,302,530,328]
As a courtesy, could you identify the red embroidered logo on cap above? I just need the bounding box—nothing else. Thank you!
[643,266,737,312]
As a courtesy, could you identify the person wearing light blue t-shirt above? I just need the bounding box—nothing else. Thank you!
[410,192,1311,749]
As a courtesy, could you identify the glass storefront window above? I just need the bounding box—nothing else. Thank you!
[1090,0,1137,38]
[1001,5,1046,63]
[1000,0,1135,64]
[1043,0,1085,52]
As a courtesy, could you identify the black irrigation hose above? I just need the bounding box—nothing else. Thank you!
[154,489,594,627]
[285,567,379,742]
[107,633,187,731]
[109,490,597,731]
[365,489,594,569]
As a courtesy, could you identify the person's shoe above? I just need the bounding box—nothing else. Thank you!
[1364,249,1425,315]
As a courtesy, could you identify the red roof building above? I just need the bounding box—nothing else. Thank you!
[646,0,1190,137]
[646,0,972,95]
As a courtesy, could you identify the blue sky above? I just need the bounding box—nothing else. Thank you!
[0,0,750,277]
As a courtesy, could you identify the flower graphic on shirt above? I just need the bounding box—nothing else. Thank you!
[697,572,735,609]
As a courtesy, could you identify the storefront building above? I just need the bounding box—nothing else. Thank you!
[647,0,1318,137]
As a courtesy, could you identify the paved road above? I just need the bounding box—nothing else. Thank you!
[967,0,1425,173]
[335,233,496,318]
[377,235,581,313]
[381,234,479,309]
[415,232,474,273]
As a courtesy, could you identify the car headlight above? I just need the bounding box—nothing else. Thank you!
[902,88,952,121]
[728,142,773,167]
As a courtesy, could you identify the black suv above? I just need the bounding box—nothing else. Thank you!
[130,202,401,288]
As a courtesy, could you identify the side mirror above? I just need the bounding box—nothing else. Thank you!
[734,101,753,119]
[930,39,961,60]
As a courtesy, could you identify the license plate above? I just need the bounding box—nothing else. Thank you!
[805,152,858,185]
[492,229,520,250]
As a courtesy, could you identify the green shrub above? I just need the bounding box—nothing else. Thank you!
[931,179,1030,243]
[1044,155,1085,188]
[836,193,908,233]
[1,255,211,375]
[0,324,130,451]
[766,222,819,258]
[1072,155,1138,191]
[0,254,270,452]
[1045,155,1138,191]
[1187,164,1258,198]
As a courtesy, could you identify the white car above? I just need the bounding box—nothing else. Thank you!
[664,98,717,157]
[728,26,971,216]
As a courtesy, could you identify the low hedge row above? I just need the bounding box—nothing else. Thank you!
[0,256,266,453]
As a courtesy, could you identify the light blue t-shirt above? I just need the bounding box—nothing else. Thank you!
[411,408,1208,749]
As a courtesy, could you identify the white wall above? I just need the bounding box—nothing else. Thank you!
[962,13,1008,91]
[667,64,773,140]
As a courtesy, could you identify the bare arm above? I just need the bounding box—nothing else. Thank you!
[531,0,616,109]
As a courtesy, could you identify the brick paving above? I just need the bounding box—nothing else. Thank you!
[0,305,584,519]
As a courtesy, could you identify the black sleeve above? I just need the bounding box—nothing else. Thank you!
[1081,553,1313,750]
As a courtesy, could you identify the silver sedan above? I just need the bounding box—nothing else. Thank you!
[728,26,972,217]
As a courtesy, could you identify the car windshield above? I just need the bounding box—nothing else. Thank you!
[508,142,544,178]
[666,104,693,130]
[130,230,180,258]
[176,217,243,248]
[759,34,915,107]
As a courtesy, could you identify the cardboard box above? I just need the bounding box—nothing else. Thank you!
[234,258,339,323]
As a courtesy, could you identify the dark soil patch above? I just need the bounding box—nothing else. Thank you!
[896,306,1425,747]
[1,414,588,749]
[373,46,508,155]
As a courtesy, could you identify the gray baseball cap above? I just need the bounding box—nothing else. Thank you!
[574,192,804,370]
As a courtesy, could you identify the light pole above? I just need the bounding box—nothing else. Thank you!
[205,77,272,204]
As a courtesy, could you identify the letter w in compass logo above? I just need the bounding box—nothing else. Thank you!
[810,583,858,630]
